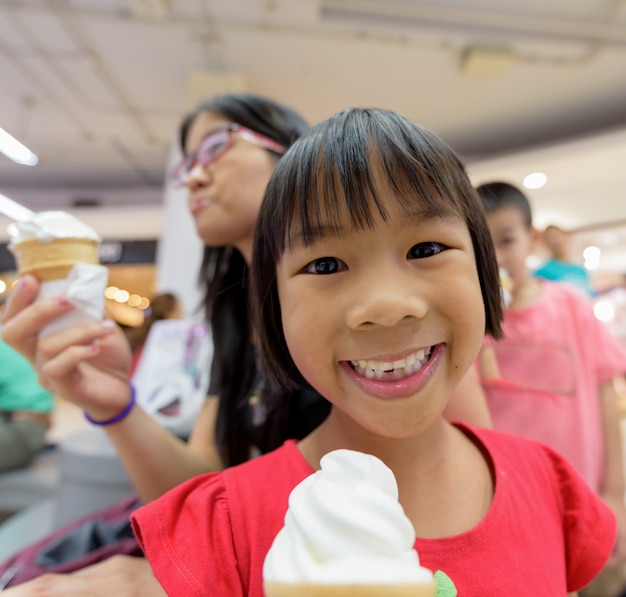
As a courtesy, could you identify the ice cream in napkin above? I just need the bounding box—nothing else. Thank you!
[8,210,108,337]
[263,449,437,597]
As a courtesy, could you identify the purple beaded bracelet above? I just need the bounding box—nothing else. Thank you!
[83,383,137,427]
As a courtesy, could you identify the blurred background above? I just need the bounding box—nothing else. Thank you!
[1,0,626,332]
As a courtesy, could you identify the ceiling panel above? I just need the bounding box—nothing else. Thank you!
[0,0,625,276]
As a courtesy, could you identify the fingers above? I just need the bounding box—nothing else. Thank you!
[35,321,117,386]
[0,275,39,322]
[1,297,75,364]
[38,319,115,360]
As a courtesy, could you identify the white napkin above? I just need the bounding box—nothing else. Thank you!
[36,263,109,338]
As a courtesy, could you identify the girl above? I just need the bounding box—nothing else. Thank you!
[131,107,615,596]
[0,93,323,594]
[0,98,491,595]
[0,93,325,503]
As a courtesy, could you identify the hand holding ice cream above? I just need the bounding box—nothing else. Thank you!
[263,449,436,596]
[7,210,108,336]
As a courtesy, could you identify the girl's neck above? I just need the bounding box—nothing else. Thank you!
[509,275,542,310]
[298,410,450,472]
[298,415,494,538]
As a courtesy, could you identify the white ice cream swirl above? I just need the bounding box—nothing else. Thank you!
[263,449,434,584]
[8,210,101,247]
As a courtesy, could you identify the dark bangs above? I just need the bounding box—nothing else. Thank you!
[275,108,477,251]
[252,108,503,394]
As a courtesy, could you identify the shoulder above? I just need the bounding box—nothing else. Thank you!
[131,441,313,596]
[449,424,616,591]
[223,440,311,498]
[537,280,596,319]
[466,424,615,538]
[134,441,308,533]
[470,423,580,474]
[462,423,609,505]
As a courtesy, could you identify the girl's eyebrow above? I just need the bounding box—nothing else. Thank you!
[288,223,345,247]
[288,210,459,247]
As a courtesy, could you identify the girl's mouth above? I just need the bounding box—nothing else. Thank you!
[189,197,215,215]
[349,347,433,382]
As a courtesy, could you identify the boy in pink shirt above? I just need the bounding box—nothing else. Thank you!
[477,181,626,596]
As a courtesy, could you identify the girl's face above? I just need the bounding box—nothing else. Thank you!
[276,192,486,439]
[183,111,278,262]
[485,206,536,290]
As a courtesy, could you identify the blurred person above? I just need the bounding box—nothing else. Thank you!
[534,223,593,295]
[0,335,54,472]
[476,181,626,597]
[1,93,491,504]
[0,94,490,592]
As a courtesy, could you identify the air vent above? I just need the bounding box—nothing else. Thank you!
[71,197,102,208]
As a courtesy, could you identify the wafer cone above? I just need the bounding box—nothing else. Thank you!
[263,580,437,596]
[11,237,100,282]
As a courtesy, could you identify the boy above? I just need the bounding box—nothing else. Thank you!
[477,181,626,597]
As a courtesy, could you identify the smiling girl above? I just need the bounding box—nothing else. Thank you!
[131,108,615,596]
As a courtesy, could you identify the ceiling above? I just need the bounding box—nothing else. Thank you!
[1,0,626,273]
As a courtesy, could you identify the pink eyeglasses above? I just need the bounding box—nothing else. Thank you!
[173,123,288,187]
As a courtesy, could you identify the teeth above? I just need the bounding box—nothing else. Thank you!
[350,347,432,379]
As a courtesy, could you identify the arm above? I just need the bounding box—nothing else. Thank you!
[444,364,493,428]
[1,276,222,503]
[2,555,165,596]
[598,377,626,565]
[103,396,222,502]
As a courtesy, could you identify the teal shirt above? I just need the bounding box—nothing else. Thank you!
[533,258,593,296]
[0,336,54,413]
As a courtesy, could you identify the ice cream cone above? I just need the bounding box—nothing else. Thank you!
[264,580,437,596]
[11,237,100,282]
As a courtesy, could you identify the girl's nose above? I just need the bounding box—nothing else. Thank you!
[185,162,210,190]
[345,274,428,330]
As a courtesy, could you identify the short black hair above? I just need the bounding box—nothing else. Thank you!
[251,107,503,393]
[476,181,533,229]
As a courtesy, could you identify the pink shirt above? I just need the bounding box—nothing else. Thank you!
[482,280,626,492]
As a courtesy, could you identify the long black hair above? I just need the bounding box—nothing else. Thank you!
[179,93,310,467]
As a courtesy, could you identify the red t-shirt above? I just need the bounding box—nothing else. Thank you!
[132,425,616,596]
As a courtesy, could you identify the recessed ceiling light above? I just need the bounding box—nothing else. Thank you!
[583,246,601,260]
[523,172,547,189]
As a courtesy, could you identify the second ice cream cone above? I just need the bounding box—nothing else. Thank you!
[12,237,100,282]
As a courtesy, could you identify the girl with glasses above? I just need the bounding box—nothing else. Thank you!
[0,96,493,595]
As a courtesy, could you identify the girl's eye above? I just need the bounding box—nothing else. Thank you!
[304,257,346,275]
[408,242,447,259]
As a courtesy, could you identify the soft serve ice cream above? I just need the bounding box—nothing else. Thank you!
[8,210,107,337]
[263,449,436,596]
